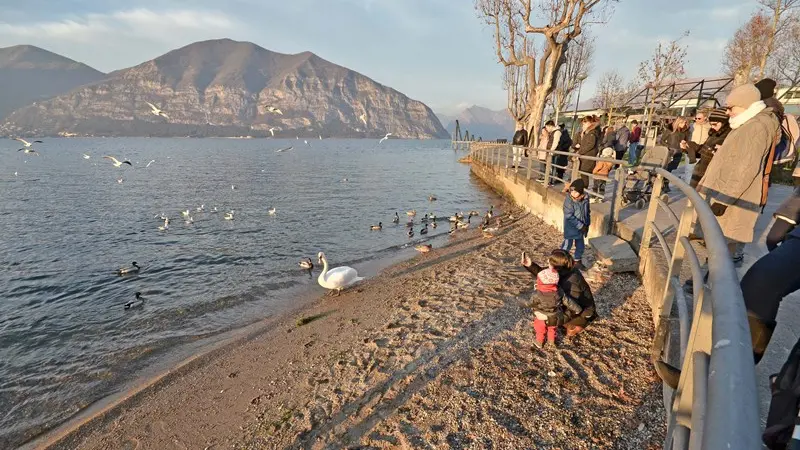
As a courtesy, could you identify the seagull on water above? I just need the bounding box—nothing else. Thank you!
[82,153,91,160]
[145,101,169,119]
[103,156,132,168]
[266,106,283,115]
[14,138,42,148]
[379,133,392,144]
[224,211,235,220]
[268,127,281,137]
[158,218,170,231]
[117,178,124,184]
[268,207,277,215]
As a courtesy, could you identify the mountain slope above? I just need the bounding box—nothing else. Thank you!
[1,39,447,138]
[444,106,515,141]
[0,45,106,120]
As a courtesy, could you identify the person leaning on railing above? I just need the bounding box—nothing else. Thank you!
[511,126,528,170]
[572,116,600,186]
[696,83,780,267]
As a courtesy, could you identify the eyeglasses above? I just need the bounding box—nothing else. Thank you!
[694,117,703,121]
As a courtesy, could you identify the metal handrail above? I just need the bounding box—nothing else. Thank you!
[639,169,758,450]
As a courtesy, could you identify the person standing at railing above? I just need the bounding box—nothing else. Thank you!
[680,108,731,189]
[554,124,572,182]
[539,121,561,183]
[614,121,630,163]
[561,179,591,269]
[511,125,528,171]
[687,110,710,184]
[697,83,780,267]
[628,120,642,165]
[573,116,600,186]
[659,117,691,193]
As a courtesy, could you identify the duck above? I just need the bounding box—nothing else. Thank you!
[420,225,428,235]
[421,214,429,223]
[124,292,145,310]
[224,211,235,220]
[268,207,277,215]
[430,214,437,222]
[392,212,400,224]
[456,221,470,230]
[415,244,433,253]
[407,210,416,217]
[407,229,414,238]
[317,252,364,296]
[371,222,382,231]
[448,225,457,235]
[116,262,140,276]
[428,195,437,202]
[299,258,314,270]
[196,204,205,212]
[432,222,438,229]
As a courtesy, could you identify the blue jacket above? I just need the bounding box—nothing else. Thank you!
[563,195,590,239]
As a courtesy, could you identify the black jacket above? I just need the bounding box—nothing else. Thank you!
[512,129,528,146]
[557,267,595,318]
[661,128,691,154]
[685,125,731,188]
[531,289,583,317]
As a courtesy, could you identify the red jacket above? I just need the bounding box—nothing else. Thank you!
[630,125,642,143]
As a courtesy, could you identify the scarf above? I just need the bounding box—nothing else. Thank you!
[730,100,766,129]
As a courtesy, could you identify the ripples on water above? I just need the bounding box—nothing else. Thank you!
[0,138,496,447]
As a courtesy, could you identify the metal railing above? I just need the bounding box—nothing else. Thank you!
[639,169,758,450]
[468,142,627,233]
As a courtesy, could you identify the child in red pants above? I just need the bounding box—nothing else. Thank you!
[532,267,582,349]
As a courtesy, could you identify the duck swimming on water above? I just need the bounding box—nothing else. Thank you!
[299,258,314,270]
[116,262,140,276]
[371,222,382,231]
[392,212,400,224]
[124,292,144,310]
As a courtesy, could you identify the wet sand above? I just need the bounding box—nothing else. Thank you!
[36,207,665,449]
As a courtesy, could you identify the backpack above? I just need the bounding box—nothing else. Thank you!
[764,337,800,449]
[775,116,798,164]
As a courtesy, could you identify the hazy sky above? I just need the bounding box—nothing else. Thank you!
[0,0,757,116]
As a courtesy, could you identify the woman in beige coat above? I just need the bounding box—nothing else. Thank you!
[698,84,780,263]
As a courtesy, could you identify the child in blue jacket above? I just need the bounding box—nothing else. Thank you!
[562,179,591,268]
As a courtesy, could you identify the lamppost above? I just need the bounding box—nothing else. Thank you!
[571,73,588,135]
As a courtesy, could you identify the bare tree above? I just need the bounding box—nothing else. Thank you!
[549,35,594,124]
[477,0,615,147]
[723,13,773,85]
[638,34,688,137]
[593,70,636,119]
[757,0,800,79]
[769,15,800,87]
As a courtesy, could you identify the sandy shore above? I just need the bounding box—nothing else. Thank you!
[36,206,665,449]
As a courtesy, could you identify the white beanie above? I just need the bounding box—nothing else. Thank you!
[601,147,615,158]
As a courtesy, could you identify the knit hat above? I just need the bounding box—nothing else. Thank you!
[536,268,560,293]
[755,78,777,100]
[708,108,729,124]
[601,147,615,158]
[726,84,761,109]
[569,178,586,194]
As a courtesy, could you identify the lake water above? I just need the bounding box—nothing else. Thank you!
[0,138,497,448]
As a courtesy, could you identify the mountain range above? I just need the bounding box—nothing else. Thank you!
[439,106,515,141]
[0,39,447,139]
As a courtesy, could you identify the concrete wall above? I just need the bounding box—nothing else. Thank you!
[470,161,611,238]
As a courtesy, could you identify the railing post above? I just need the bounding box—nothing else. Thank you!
[608,166,626,234]
[638,173,664,277]
[544,151,552,186]
[504,145,511,176]
[526,147,533,181]
[570,156,580,184]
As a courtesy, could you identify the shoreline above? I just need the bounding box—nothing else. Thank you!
[30,207,665,449]
[21,222,482,450]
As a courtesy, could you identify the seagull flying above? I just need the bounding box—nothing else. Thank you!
[379,133,392,144]
[14,138,42,148]
[359,113,367,126]
[268,127,281,137]
[145,101,169,119]
[82,153,91,159]
[103,156,132,168]
[266,106,283,115]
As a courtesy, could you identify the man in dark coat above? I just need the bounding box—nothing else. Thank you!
[573,117,600,186]
[680,108,731,189]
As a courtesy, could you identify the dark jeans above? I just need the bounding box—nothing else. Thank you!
[742,236,800,325]
[561,238,585,261]
[767,219,795,252]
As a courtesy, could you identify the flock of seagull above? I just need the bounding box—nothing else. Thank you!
[6,102,471,304]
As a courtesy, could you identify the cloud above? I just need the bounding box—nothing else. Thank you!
[0,8,243,71]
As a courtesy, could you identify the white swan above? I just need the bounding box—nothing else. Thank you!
[317,252,363,296]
